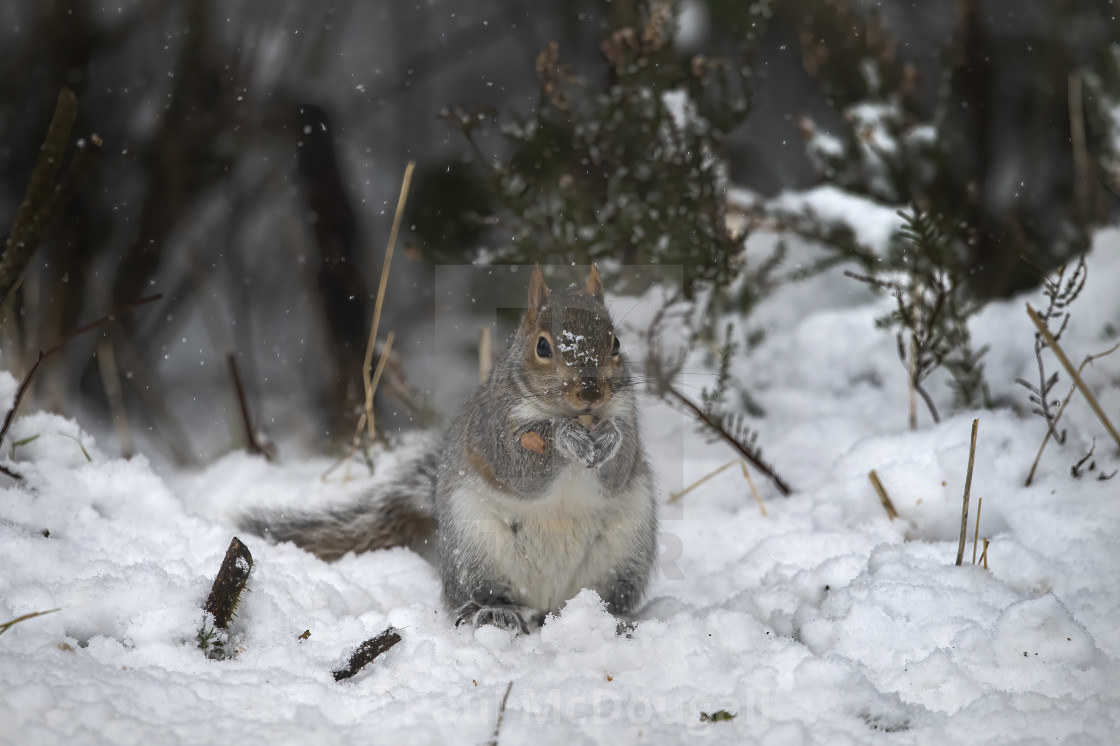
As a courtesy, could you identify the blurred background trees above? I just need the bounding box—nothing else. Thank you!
[1,0,1117,466]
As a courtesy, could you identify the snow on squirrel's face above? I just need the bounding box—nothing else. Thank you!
[519,266,624,416]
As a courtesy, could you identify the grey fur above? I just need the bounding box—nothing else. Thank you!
[239,272,658,634]
[238,449,438,561]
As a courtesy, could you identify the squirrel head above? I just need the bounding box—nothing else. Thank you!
[516,265,624,417]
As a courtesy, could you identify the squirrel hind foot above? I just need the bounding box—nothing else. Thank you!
[454,601,530,635]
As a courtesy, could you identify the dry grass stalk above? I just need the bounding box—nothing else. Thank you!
[362,161,416,439]
[955,418,979,566]
[344,331,395,482]
[479,325,493,383]
[1025,341,1120,486]
[971,496,983,565]
[668,458,768,517]
[1026,304,1120,450]
[979,538,990,569]
[0,608,60,636]
[867,469,900,520]
[1068,71,1091,215]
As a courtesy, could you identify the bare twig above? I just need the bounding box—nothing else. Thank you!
[955,418,979,566]
[0,294,162,477]
[868,469,900,520]
[333,627,402,681]
[488,681,515,746]
[979,537,989,569]
[1026,304,1120,450]
[1024,343,1119,486]
[665,385,792,495]
[227,353,274,461]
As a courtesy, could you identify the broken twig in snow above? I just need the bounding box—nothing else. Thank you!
[955,419,979,566]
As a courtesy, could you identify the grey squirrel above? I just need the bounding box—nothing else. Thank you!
[240,266,658,633]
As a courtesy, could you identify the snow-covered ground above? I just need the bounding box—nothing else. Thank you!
[3,228,1119,745]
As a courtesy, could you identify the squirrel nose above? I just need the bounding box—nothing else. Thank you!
[576,378,601,404]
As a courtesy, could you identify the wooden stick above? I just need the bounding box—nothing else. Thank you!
[203,537,253,630]
[955,419,979,566]
[362,161,415,439]
[333,626,402,681]
[868,469,899,520]
[487,681,515,746]
[1026,342,1120,486]
[971,496,983,565]
[1027,304,1120,450]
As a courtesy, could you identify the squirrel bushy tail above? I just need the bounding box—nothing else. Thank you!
[238,448,438,561]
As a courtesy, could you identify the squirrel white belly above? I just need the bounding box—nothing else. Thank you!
[241,266,658,633]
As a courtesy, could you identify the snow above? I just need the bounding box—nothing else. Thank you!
[770,184,906,255]
[3,229,1120,744]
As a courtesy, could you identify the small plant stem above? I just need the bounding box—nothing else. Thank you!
[868,470,899,520]
[1027,305,1120,450]
[1025,341,1120,486]
[955,419,979,566]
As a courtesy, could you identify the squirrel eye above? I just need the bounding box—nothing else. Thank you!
[611,336,620,356]
[536,336,552,358]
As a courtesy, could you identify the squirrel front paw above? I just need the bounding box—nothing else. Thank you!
[588,419,623,468]
[555,418,622,468]
[454,601,530,634]
[555,418,596,466]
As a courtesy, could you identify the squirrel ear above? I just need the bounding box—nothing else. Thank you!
[527,265,551,310]
[586,263,604,301]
